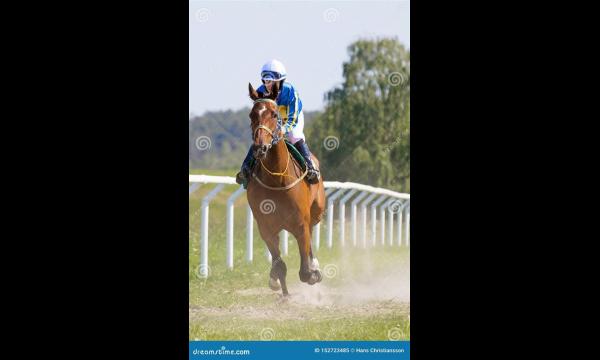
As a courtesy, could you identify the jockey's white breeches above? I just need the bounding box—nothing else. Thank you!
[285,111,305,144]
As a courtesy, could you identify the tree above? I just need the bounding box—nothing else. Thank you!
[307,38,410,192]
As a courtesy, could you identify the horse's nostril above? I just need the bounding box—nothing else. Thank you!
[261,144,268,152]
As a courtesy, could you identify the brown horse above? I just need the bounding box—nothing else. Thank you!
[246,81,326,297]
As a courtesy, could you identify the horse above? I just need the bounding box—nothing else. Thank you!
[245,81,326,297]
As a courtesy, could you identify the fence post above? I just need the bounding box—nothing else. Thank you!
[326,189,346,249]
[246,204,253,262]
[226,186,245,269]
[339,189,357,247]
[189,183,201,195]
[315,188,336,251]
[350,191,369,247]
[397,200,410,246]
[360,193,378,248]
[405,203,410,247]
[380,198,396,246]
[379,199,388,246]
[199,184,225,277]
[280,230,288,256]
[371,195,388,246]
[387,200,394,246]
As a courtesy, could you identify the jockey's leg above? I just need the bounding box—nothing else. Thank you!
[287,112,320,184]
[293,139,320,183]
[235,145,254,186]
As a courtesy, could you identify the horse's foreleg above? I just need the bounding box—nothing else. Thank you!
[296,224,322,285]
[308,227,320,271]
[264,235,289,296]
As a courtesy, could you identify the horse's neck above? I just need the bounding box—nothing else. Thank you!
[262,141,287,170]
[256,141,296,184]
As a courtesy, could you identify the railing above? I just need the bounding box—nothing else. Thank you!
[189,174,410,276]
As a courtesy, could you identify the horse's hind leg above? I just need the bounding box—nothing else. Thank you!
[271,255,288,296]
[264,235,289,296]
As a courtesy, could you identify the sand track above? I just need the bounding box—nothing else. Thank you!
[190,277,410,322]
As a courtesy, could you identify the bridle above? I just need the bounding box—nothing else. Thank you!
[250,98,308,191]
[252,98,283,146]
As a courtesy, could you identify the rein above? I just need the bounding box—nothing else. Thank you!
[250,98,308,191]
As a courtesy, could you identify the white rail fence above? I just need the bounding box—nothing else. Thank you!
[189,174,410,276]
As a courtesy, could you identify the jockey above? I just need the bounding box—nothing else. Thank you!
[236,59,321,185]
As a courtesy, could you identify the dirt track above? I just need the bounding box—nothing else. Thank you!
[190,271,410,323]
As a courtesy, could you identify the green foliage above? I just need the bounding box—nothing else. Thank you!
[307,38,410,192]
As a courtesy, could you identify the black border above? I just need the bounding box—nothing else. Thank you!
[9,2,190,358]
[6,1,558,358]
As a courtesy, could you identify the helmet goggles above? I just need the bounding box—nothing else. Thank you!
[261,70,285,81]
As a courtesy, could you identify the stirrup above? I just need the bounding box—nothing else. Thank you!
[235,171,245,185]
[236,167,251,188]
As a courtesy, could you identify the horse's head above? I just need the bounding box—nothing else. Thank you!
[248,82,282,159]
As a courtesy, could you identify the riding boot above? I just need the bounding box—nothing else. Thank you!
[294,139,320,184]
[235,146,254,186]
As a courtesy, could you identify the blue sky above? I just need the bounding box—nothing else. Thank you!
[189,0,410,116]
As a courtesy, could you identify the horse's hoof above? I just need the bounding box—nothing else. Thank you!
[269,277,281,291]
[307,270,322,285]
[299,271,311,283]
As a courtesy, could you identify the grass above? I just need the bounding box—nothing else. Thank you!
[189,169,410,341]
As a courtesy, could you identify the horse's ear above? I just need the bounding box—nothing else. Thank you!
[248,82,259,100]
[267,81,280,100]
